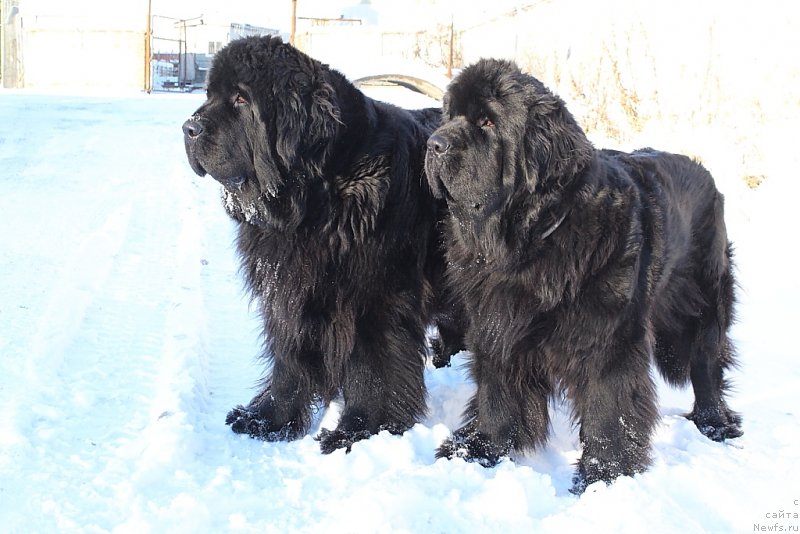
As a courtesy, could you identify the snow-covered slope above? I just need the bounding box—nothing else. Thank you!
[0,90,797,533]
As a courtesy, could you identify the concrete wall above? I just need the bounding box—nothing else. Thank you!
[8,2,147,90]
[22,28,145,90]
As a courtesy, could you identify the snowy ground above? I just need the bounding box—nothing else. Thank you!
[0,87,798,534]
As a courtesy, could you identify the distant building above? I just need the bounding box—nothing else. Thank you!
[151,18,277,92]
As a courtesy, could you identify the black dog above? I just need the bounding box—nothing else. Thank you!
[183,36,463,453]
[425,59,742,492]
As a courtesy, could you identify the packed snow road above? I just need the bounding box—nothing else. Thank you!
[0,90,798,533]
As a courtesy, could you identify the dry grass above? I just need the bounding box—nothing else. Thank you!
[458,0,800,190]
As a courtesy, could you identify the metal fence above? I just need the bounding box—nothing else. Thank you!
[148,16,277,93]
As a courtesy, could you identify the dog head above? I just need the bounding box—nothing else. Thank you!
[182,36,342,226]
[425,59,592,230]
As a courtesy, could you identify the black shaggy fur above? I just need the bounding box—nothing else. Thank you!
[425,59,742,492]
[182,36,463,453]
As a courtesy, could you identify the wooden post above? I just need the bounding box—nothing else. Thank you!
[290,0,297,46]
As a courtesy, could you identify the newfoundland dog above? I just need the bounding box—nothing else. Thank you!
[425,59,742,492]
[182,36,463,453]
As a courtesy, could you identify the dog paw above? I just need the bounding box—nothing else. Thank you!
[570,462,621,495]
[315,428,373,454]
[570,466,590,495]
[430,337,453,368]
[570,463,611,495]
[571,442,651,494]
[435,430,507,468]
[687,408,743,442]
[693,419,744,441]
[225,405,299,441]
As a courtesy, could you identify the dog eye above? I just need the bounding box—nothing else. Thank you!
[478,117,494,128]
[234,93,248,107]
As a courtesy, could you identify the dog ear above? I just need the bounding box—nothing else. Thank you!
[523,86,593,191]
[274,70,341,174]
[305,80,342,163]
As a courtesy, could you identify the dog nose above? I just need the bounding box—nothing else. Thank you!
[427,133,450,156]
[182,119,204,139]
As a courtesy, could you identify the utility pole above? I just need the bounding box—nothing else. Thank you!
[144,0,152,92]
[1,1,5,88]
[447,16,454,79]
[290,0,297,46]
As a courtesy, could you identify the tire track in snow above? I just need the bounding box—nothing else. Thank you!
[87,166,269,530]
[0,93,270,530]
[78,166,226,525]
[185,176,264,424]
[0,188,175,529]
[89,167,278,532]
[1,167,222,529]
